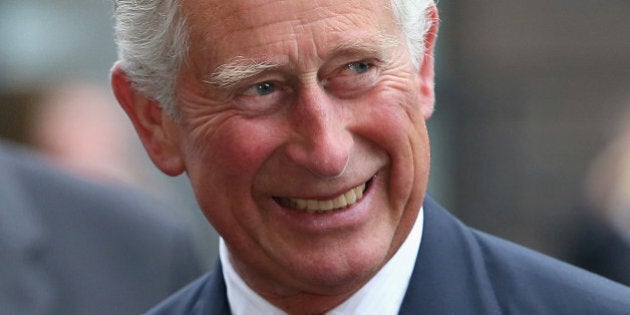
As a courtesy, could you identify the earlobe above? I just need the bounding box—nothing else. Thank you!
[417,3,439,120]
[110,62,185,176]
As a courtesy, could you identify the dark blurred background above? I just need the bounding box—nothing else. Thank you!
[1,0,629,282]
[430,1,630,263]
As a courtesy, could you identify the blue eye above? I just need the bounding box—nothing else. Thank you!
[347,61,372,74]
[254,82,275,95]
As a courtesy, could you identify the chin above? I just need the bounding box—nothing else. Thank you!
[279,228,395,293]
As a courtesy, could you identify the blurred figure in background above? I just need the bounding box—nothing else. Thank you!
[1,2,213,312]
[0,85,209,313]
[0,138,207,314]
[567,108,630,286]
[28,81,140,183]
[21,80,218,266]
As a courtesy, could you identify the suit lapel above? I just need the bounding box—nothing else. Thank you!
[194,261,232,315]
[399,197,501,314]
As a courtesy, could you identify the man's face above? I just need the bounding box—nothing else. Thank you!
[167,0,433,298]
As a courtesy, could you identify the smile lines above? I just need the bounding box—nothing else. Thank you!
[275,181,368,214]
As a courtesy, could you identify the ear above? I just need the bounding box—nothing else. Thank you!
[110,62,185,176]
[417,3,439,120]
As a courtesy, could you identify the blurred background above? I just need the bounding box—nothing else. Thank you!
[1,0,629,284]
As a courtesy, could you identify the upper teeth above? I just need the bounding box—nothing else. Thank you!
[278,183,367,214]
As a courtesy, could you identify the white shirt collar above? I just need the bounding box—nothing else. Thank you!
[220,208,424,315]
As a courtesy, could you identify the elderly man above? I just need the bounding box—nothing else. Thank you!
[111,0,630,313]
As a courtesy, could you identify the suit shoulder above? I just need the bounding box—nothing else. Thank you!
[146,273,211,315]
[419,197,630,314]
[471,228,630,313]
[146,263,230,315]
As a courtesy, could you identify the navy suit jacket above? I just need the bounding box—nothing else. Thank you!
[147,197,630,314]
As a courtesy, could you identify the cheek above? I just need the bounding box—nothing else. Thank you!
[183,117,281,201]
[357,87,428,157]
[181,117,284,235]
[354,87,430,206]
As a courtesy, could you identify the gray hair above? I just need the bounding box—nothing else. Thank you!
[113,0,187,118]
[113,0,435,117]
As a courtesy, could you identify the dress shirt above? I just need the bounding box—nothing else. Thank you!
[220,208,424,315]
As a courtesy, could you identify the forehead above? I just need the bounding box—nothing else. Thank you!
[182,0,399,69]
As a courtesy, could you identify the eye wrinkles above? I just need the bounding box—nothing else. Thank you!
[238,59,376,100]
[204,33,400,91]
[198,34,401,114]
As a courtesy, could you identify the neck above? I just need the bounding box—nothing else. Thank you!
[266,291,357,315]
[231,255,374,314]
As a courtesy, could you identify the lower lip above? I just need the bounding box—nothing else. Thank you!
[270,178,377,232]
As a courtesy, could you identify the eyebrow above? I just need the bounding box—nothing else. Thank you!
[205,56,279,89]
[205,34,400,89]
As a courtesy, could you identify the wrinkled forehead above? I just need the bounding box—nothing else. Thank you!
[181,0,393,24]
[181,0,400,68]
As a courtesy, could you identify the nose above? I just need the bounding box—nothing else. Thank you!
[284,86,353,178]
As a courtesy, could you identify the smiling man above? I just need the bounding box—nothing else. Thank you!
[110,0,630,314]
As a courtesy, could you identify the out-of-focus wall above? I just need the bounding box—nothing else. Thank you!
[0,0,116,90]
[434,1,630,259]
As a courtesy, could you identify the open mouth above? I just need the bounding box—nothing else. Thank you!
[274,177,373,214]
